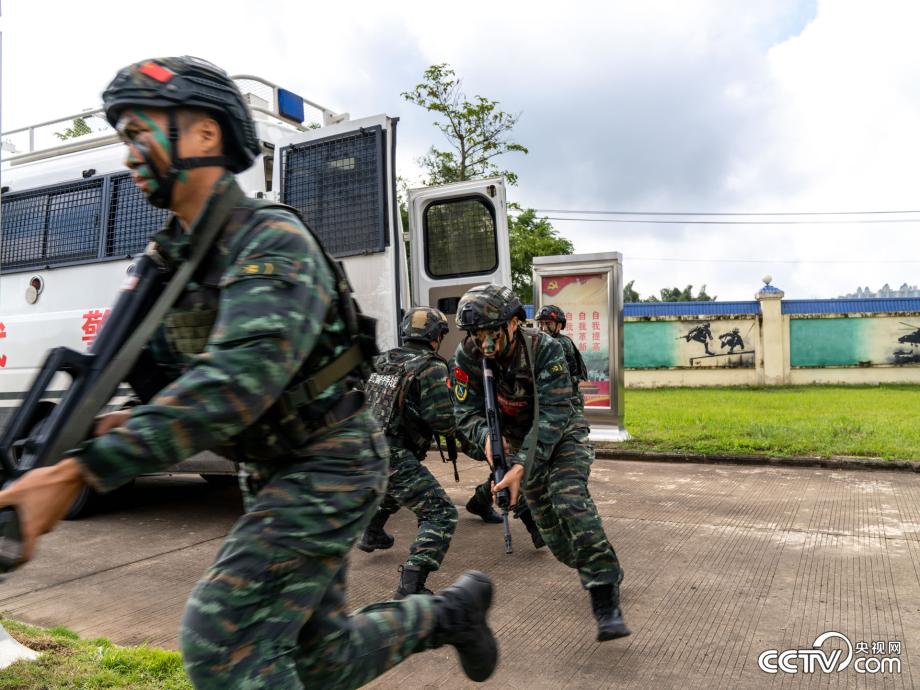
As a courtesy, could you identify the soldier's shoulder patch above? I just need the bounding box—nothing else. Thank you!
[455,382,468,401]
[454,367,470,384]
[549,362,566,375]
[222,256,302,287]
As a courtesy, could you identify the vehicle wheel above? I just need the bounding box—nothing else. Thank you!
[63,485,100,520]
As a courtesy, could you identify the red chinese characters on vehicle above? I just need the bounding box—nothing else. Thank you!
[81,309,111,349]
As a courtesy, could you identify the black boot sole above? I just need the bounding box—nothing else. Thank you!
[450,571,498,682]
[356,541,394,553]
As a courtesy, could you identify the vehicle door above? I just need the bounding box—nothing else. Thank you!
[407,177,511,359]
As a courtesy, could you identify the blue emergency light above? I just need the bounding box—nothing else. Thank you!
[277,88,305,123]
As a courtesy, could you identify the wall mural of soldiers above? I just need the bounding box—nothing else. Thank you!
[719,327,745,354]
[673,320,755,368]
[681,322,715,355]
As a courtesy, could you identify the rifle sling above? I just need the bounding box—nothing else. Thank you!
[517,332,540,479]
[50,184,245,463]
[279,344,364,410]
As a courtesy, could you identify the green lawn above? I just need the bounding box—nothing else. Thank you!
[619,385,920,460]
[0,619,190,690]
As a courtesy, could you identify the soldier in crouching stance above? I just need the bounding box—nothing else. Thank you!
[358,308,460,598]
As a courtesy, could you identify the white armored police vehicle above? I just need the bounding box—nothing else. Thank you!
[0,74,511,512]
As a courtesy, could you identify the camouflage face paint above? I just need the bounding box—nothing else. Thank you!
[474,327,506,358]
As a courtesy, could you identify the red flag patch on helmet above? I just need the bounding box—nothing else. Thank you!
[138,61,175,83]
[454,367,469,384]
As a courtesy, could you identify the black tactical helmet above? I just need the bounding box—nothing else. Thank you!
[456,284,527,331]
[537,304,566,328]
[401,307,450,342]
[103,56,261,173]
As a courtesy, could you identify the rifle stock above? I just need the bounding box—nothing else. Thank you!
[482,357,513,554]
[0,252,168,573]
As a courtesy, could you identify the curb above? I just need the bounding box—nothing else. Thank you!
[592,447,920,473]
[0,623,38,669]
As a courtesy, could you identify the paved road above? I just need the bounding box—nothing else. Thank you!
[1,456,918,689]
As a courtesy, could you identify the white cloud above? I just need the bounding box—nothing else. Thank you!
[3,0,919,300]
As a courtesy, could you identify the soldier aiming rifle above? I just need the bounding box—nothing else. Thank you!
[452,284,630,642]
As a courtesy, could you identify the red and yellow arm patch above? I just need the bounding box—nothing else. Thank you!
[454,367,470,384]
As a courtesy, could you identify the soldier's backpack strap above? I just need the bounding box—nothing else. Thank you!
[571,339,588,380]
[222,200,378,409]
[516,330,541,478]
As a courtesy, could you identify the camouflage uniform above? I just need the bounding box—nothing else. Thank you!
[554,332,586,413]
[76,174,444,689]
[538,304,586,413]
[370,341,459,573]
[453,328,621,588]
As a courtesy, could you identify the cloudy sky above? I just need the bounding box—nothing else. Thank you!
[3,0,919,301]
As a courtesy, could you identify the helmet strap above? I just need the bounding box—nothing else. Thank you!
[144,110,234,209]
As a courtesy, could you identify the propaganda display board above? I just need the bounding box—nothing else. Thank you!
[533,253,626,439]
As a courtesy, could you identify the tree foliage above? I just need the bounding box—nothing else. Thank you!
[402,64,529,186]
[624,281,716,302]
[54,117,92,141]
[402,64,573,300]
[509,206,574,304]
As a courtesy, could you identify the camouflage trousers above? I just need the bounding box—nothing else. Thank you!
[376,447,458,571]
[179,418,438,689]
[524,428,622,589]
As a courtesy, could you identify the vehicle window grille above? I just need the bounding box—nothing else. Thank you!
[425,197,497,278]
[1,179,103,269]
[107,173,169,257]
[281,126,387,258]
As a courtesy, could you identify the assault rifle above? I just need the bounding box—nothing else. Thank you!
[0,187,246,574]
[0,249,170,573]
[482,357,513,554]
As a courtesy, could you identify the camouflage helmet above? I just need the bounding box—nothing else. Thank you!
[102,56,261,173]
[537,304,566,328]
[401,306,450,342]
[456,284,527,331]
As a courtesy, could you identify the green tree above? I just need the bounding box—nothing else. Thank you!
[624,280,641,302]
[509,206,573,304]
[402,64,528,186]
[402,64,573,300]
[54,117,92,141]
[645,284,716,302]
[625,282,716,302]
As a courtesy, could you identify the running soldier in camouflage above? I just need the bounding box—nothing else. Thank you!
[453,284,630,642]
[358,307,460,598]
[0,57,497,688]
[537,304,588,413]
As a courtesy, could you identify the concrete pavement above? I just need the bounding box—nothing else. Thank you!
[1,455,917,688]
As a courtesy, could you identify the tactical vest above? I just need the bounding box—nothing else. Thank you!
[147,196,378,461]
[365,347,441,457]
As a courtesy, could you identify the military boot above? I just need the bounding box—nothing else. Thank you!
[356,512,395,553]
[518,509,545,549]
[465,496,503,524]
[431,570,498,682]
[589,584,631,641]
[394,565,433,599]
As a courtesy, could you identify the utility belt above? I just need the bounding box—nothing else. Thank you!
[384,432,430,461]
[221,387,367,463]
